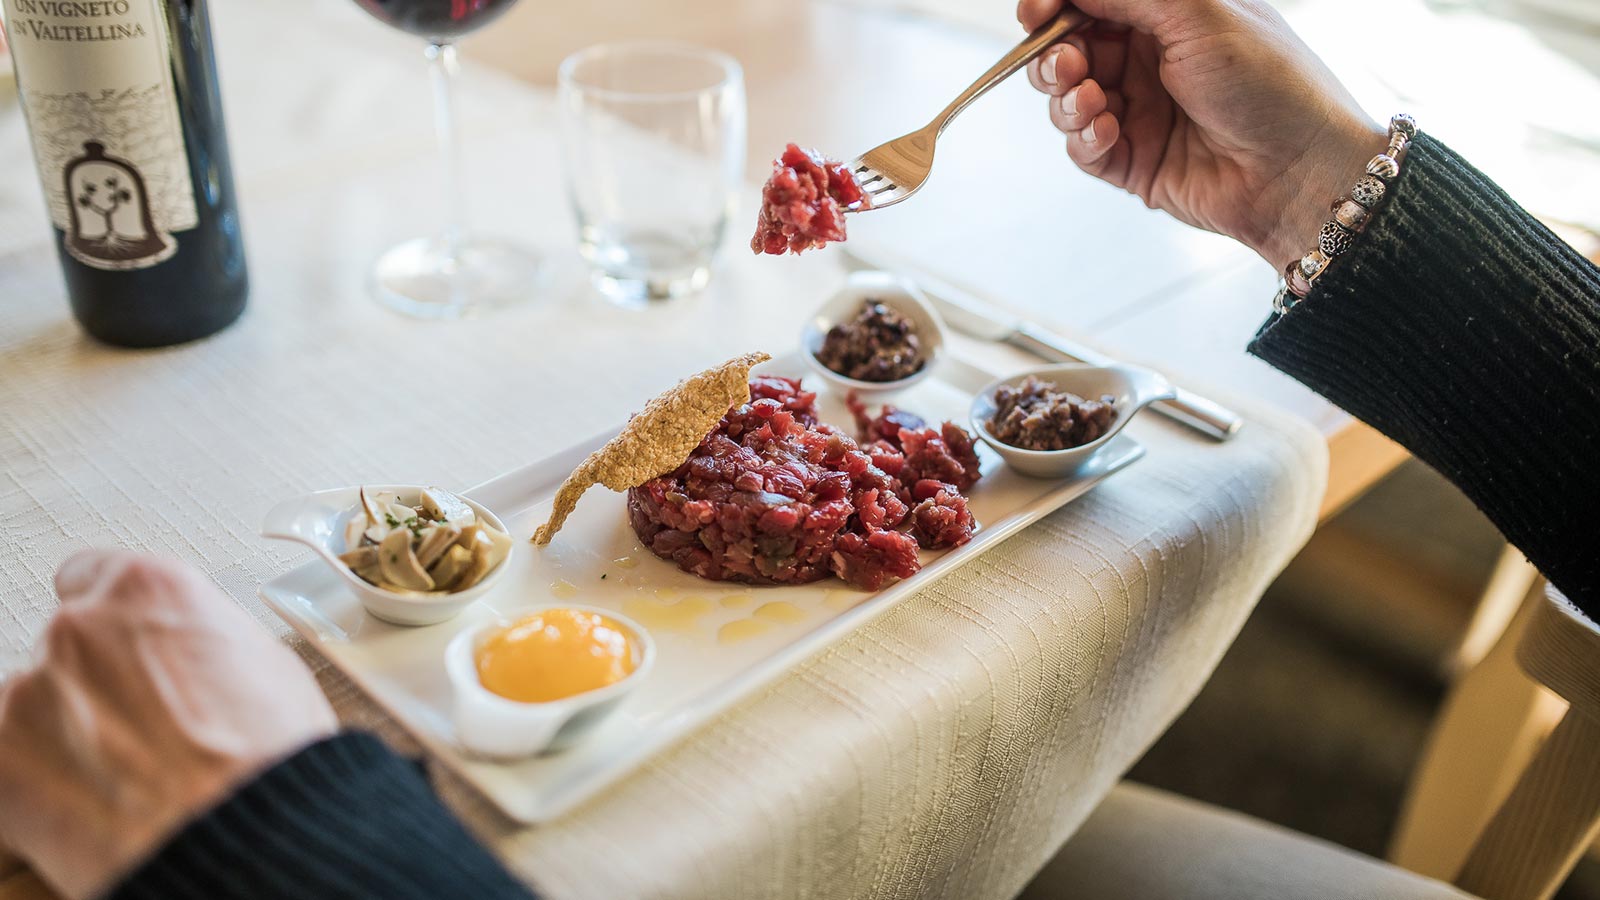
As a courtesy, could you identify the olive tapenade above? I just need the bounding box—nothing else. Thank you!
[987,376,1116,451]
[816,300,924,382]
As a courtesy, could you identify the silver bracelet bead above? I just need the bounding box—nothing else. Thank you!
[1299,248,1331,280]
[1272,278,1295,315]
[1331,198,1370,232]
[1389,113,1417,141]
[1367,154,1400,180]
[1319,220,1355,257]
[1350,174,1386,209]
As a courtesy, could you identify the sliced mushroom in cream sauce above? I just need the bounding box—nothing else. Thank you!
[337,487,509,594]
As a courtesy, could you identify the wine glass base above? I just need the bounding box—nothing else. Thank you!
[371,236,544,318]
[590,265,711,309]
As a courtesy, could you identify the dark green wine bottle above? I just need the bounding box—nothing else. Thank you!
[4,0,248,347]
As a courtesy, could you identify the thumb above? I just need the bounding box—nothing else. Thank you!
[52,550,123,605]
[1017,0,1208,37]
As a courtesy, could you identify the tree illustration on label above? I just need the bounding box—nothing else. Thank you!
[63,141,177,270]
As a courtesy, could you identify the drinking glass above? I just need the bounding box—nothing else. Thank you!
[558,43,745,306]
[352,0,544,318]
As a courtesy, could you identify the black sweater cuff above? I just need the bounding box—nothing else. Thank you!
[107,732,536,900]
[1249,134,1600,617]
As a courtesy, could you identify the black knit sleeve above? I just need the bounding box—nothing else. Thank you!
[1249,133,1600,617]
[106,732,536,900]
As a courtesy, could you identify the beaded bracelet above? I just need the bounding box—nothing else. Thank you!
[1272,113,1418,315]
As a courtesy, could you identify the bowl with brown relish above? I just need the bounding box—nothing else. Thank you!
[970,363,1175,478]
[801,270,946,396]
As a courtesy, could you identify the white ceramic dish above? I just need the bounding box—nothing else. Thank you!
[970,363,1175,479]
[446,605,656,758]
[257,352,1142,823]
[800,270,947,396]
[260,485,513,626]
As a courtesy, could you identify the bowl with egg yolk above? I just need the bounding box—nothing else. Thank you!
[446,605,655,758]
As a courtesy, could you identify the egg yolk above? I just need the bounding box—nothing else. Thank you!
[475,609,637,703]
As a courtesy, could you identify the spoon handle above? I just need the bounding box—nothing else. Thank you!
[931,6,1094,135]
[1010,327,1244,441]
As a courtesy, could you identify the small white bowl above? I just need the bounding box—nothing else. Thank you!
[445,605,656,758]
[970,363,1176,478]
[260,484,513,627]
[800,270,947,396]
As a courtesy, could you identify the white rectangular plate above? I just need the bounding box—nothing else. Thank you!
[260,353,1143,823]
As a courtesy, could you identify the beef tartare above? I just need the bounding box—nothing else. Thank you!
[848,393,982,493]
[627,376,981,590]
[751,144,869,256]
[987,375,1117,451]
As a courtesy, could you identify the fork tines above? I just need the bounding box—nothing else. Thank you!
[848,159,899,208]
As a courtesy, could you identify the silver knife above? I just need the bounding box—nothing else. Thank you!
[842,246,1244,441]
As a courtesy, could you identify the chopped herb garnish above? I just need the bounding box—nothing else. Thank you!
[385,514,401,528]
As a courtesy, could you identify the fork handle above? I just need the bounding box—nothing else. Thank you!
[932,7,1094,134]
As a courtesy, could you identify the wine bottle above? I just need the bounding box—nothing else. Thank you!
[2,0,247,348]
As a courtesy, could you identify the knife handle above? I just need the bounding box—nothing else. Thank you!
[1008,327,1243,441]
[1152,391,1244,441]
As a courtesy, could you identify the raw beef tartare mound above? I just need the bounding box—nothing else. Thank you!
[847,393,983,492]
[751,144,868,256]
[627,376,981,589]
[909,480,976,550]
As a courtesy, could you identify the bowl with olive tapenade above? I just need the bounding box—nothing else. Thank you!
[970,363,1176,478]
[802,270,946,395]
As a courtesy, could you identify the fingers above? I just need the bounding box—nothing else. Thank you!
[1027,25,1132,98]
[1049,78,1107,134]
[1027,39,1090,95]
[1040,59,1126,179]
[0,673,18,726]
[1016,0,1060,31]
[55,552,231,623]
[1067,110,1123,173]
[53,550,121,603]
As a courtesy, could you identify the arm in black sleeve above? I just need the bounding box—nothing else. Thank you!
[1248,133,1600,617]
[106,732,537,900]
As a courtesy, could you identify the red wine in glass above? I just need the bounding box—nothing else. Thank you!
[350,0,541,316]
[353,0,519,42]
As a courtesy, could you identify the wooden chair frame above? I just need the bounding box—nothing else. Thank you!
[1451,587,1600,900]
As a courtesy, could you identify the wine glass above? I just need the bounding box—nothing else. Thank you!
[352,0,542,318]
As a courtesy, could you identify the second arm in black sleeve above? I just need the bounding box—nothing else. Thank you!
[1249,134,1600,617]
[107,732,537,900]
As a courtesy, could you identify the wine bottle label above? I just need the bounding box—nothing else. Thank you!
[3,0,198,271]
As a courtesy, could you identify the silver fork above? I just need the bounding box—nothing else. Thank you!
[849,7,1094,210]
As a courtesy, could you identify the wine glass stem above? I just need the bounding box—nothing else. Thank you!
[426,41,463,268]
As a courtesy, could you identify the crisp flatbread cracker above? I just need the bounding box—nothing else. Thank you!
[531,352,772,546]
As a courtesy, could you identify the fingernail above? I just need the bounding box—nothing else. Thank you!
[54,550,111,601]
[1059,86,1079,117]
[1040,50,1059,88]
[1083,117,1098,144]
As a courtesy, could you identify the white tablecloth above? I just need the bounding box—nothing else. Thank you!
[0,3,1324,897]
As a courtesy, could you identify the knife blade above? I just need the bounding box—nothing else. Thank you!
[842,245,1244,441]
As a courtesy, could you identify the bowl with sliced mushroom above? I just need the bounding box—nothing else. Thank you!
[262,485,514,626]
